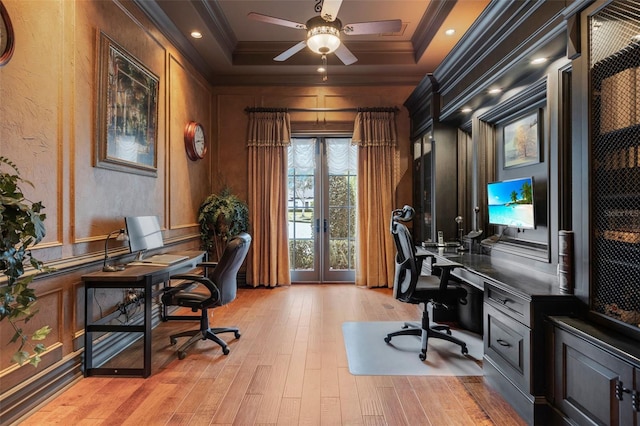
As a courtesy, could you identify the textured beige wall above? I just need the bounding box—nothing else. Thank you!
[0,0,212,383]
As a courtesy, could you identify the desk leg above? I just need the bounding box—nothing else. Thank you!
[84,286,94,375]
[143,276,152,378]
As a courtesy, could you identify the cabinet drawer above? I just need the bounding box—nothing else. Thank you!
[484,283,529,325]
[484,304,531,393]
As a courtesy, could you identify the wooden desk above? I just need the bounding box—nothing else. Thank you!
[82,250,205,378]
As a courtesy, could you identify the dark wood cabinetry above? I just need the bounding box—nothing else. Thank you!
[550,317,640,425]
[411,125,459,243]
[547,2,640,425]
[481,278,577,425]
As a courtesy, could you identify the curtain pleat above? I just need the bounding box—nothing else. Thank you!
[247,112,292,287]
[352,111,397,288]
[476,119,496,233]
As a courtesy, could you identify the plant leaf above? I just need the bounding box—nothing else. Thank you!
[32,326,51,340]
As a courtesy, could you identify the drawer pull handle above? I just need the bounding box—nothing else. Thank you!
[615,381,637,408]
[496,339,511,347]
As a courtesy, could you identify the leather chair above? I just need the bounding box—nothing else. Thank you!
[161,232,251,359]
[385,206,468,361]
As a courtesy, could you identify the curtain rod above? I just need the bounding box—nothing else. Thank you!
[244,107,399,113]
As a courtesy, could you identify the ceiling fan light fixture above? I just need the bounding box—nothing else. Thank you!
[306,24,341,54]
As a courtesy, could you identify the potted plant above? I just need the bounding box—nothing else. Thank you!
[198,187,249,260]
[0,156,51,366]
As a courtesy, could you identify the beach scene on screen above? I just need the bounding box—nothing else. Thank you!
[487,178,534,228]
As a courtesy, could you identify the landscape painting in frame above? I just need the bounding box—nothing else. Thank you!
[503,110,540,169]
[96,32,159,177]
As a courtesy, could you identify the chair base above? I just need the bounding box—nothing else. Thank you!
[169,326,241,360]
[384,319,468,361]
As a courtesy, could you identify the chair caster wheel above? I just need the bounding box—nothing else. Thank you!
[384,336,391,344]
[178,351,186,360]
[170,337,177,345]
[419,353,427,361]
[222,347,230,355]
[234,331,241,339]
[461,346,469,355]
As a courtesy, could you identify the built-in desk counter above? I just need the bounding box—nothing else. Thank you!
[418,246,563,296]
[417,246,579,425]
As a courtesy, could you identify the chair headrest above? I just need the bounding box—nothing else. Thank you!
[392,205,415,223]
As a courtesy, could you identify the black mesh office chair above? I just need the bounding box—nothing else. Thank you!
[385,206,468,361]
[161,232,251,359]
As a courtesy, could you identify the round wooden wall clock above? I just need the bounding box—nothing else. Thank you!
[184,121,207,161]
[0,1,15,66]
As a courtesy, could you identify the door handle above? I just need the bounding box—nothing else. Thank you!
[316,219,320,233]
[324,219,328,233]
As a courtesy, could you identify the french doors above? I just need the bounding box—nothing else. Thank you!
[288,136,357,282]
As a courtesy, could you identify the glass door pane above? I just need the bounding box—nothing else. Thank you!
[324,138,357,281]
[288,137,357,282]
[288,138,318,282]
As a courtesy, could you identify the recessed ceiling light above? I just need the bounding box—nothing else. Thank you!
[488,88,502,94]
[461,107,472,113]
[531,57,547,65]
[445,28,456,36]
[190,31,203,39]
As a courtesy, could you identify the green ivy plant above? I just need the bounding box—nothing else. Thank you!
[198,187,249,258]
[0,156,51,366]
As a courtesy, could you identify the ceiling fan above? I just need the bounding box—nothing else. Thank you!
[247,0,402,65]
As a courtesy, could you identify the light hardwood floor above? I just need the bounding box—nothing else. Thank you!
[21,285,526,425]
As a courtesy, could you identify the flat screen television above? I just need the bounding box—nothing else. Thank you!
[487,177,535,229]
[125,215,164,260]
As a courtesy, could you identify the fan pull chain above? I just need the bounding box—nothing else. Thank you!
[319,54,328,82]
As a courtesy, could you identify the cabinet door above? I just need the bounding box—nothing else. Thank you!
[554,327,635,425]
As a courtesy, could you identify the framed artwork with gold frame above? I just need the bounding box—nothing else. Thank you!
[95,32,159,176]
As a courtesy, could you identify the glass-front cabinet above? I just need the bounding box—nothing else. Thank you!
[412,133,433,242]
[588,0,640,338]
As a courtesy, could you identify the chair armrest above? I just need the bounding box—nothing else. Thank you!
[415,253,433,270]
[165,274,221,304]
[171,273,206,281]
[432,261,463,270]
[431,261,467,304]
[197,261,218,269]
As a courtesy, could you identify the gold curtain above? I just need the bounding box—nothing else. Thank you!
[247,111,292,287]
[352,111,398,288]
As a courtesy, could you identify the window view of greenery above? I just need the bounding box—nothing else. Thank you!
[288,139,315,271]
[328,174,357,270]
[288,173,315,270]
[288,138,357,272]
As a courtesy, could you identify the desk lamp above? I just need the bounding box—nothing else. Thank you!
[103,228,128,272]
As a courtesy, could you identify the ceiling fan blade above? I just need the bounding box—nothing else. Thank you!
[247,12,306,30]
[334,44,357,65]
[320,0,342,22]
[343,19,402,35]
[274,41,307,61]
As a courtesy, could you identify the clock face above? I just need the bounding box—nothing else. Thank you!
[194,124,205,156]
[184,121,207,161]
